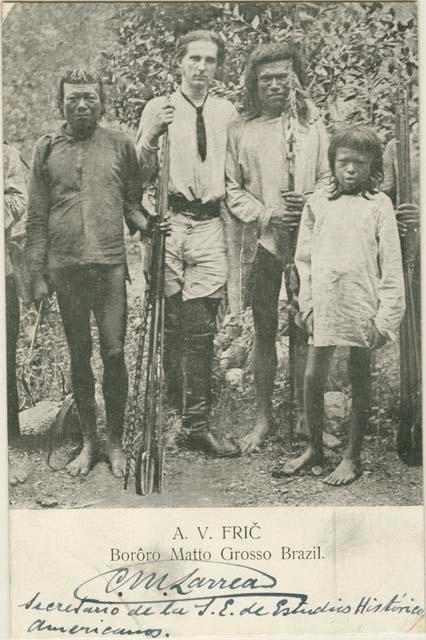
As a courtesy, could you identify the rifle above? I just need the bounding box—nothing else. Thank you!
[280,71,300,449]
[124,111,170,495]
[395,88,422,466]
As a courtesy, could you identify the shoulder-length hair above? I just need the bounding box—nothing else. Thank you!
[327,125,383,199]
[57,66,106,117]
[244,42,308,120]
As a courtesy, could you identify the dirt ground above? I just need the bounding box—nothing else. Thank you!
[8,239,423,510]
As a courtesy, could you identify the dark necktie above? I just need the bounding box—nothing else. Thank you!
[181,90,208,162]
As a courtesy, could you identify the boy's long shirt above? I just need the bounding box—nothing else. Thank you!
[295,189,405,347]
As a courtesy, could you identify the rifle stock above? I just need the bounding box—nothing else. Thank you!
[124,123,170,494]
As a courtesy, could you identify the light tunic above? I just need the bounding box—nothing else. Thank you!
[296,189,405,347]
[224,106,329,313]
[136,90,237,200]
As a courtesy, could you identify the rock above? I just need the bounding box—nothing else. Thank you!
[324,391,351,433]
[311,465,323,477]
[36,496,59,508]
[220,338,248,371]
[225,368,244,389]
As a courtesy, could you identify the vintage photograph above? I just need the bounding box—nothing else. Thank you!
[3,0,422,510]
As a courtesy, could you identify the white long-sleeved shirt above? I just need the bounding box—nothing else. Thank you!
[136,90,237,202]
[296,189,405,346]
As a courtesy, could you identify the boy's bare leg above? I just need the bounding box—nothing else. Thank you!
[295,336,341,450]
[325,347,371,486]
[276,346,334,475]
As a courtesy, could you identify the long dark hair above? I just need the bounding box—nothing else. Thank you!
[328,125,383,199]
[244,42,308,121]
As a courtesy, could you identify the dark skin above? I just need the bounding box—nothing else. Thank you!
[31,83,149,478]
[277,147,388,484]
[240,60,308,454]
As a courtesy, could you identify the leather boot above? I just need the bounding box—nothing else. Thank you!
[181,331,240,458]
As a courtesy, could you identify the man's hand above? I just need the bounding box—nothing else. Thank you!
[270,190,306,230]
[396,203,419,237]
[282,190,306,213]
[32,275,49,306]
[147,104,175,144]
[369,324,387,350]
[270,207,301,230]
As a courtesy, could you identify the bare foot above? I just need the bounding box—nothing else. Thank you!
[271,446,322,477]
[323,458,361,486]
[66,443,96,477]
[240,416,270,453]
[106,443,126,478]
[9,457,30,486]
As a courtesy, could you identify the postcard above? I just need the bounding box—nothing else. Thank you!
[2,1,425,638]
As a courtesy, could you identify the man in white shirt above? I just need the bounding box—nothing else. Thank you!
[137,30,240,457]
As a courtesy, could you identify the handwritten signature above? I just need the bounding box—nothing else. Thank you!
[19,561,424,636]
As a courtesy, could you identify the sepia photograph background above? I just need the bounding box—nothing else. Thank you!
[2,0,423,511]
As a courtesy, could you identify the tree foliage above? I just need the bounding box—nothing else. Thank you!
[109,1,417,140]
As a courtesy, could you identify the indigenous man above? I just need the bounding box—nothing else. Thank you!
[225,43,329,453]
[4,142,30,485]
[26,67,149,477]
[136,30,240,457]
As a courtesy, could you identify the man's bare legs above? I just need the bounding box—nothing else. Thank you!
[277,345,334,474]
[241,246,282,453]
[324,347,371,485]
[55,265,129,478]
[94,265,129,478]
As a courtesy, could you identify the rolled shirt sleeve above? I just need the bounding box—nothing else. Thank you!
[374,195,406,340]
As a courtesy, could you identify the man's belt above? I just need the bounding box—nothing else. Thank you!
[168,194,221,219]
